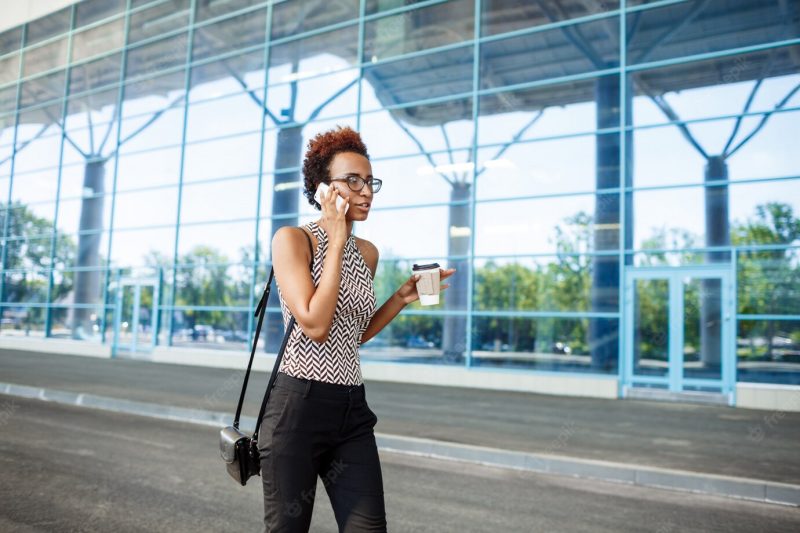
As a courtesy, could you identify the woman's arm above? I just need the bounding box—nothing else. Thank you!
[272,228,344,343]
[271,187,350,343]
[357,241,455,345]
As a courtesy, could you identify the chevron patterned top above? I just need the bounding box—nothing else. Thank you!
[276,221,377,385]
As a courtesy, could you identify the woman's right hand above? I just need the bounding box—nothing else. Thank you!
[320,183,350,250]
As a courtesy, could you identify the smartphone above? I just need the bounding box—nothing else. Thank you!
[314,182,349,212]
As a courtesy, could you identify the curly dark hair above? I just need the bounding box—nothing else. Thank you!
[302,125,370,210]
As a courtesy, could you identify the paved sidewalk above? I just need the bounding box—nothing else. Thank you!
[2,348,798,485]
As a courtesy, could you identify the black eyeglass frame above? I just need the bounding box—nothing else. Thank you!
[329,175,382,193]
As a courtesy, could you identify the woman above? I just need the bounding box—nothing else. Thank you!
[258,125,456,533]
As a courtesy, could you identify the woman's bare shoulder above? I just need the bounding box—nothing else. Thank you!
[272,226,315,263]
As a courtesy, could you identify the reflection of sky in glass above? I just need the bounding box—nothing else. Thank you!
[2,64,798,268]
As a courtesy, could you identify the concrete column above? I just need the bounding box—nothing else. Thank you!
[442,181,470,363]
[264,125,303,353]
[700,155,729,371]
[71,159,105,339]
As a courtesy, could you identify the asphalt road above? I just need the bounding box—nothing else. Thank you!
[3,349,800,484]
[1,394,798,533]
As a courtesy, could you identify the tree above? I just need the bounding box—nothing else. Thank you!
[0,201,77,332]
[733,202,800,360]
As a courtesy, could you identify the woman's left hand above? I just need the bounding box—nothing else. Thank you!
[394,268,456,305]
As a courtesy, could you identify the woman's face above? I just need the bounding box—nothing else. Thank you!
[327,151,374,220]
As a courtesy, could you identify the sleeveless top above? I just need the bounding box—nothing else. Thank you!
[276,221,377,385]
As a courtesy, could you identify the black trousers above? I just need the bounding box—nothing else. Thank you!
[257,372,387,533]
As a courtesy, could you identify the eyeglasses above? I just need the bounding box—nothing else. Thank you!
[330,175,382,193]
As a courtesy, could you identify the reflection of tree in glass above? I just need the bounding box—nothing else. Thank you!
[734,202,800,361]
[0,201,77,333]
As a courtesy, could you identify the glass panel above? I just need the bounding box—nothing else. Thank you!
[127,33,189,79]
[682,276,723,381]
[185,92,264,143]
[0,53,20,85]
[480,18,620,91]
[356,313,461,366]
[475,193,605,255]
[115,147,183,190]
[481,0,619,36]
[119,70,186,167]
[271,0,359,37]
[3,270,50,304]
[265,68,359,125]
[626,0,799,65]
[122,69,186,117]
[1,232,52,270]
[0,27,23,56]
[471,315,619,374]
[632,277,669,378]
[189,49,264,102]
[115,283,137,346]
[129,0,191,44]
[10,168,60,205]
[65,89,119,134]
[49,304,105,341]
[110,226,176,267]
[137,284,156,346]
[55,196,114,262]
[191,9,267,62]
[631,110,800,189]
[171,309,249,350]
[177,221,255,266]
[179,177,258,224]
[630,46,800,128]
[731,181,800,245]
[359,98,474,156]
[633,187,705,251]
[363,0,474,62]
[75,0,125,28]
[365,1,427,15]
[345,204,455,259]
[478,75,616,146]
[737,319,800,385]
[22,37,69,78]
[0,85,17,115]
[363,154,457,208]
[72,18,125,62]
[26,7,71,47]
[182,132,261,182]
[113,186,180,228]
[269,25,360,83]
[20,70,66,107]
[361,46,474,110]
[0,304,46,337]
[473,255,616,313]
[174,262,251,307]
[737,248,800,316]
[475,135,613,201]
[68,53,122,94]
[195,0,258,23]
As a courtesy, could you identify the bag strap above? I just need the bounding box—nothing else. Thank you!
[232,225,315,438]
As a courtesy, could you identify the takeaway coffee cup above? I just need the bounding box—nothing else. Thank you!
[412,262,441,305]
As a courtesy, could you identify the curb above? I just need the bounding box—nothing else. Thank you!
[2,381,798,507]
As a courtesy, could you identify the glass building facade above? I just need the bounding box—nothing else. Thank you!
[0,0,798,402]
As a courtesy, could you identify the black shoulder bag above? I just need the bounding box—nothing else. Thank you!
[219,226,314,485]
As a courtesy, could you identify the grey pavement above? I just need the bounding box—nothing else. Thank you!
[2,396,799,533]
[1,348,799,489]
